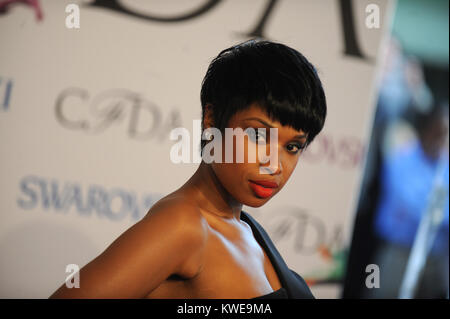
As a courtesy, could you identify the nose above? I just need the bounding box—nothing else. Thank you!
[259,153,283,175]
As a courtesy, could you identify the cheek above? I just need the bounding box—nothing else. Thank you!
[211,134,259,187]
[281,156,300,184]
[223,132,260,166]
[211,162,250,202]
[212,163,229,185]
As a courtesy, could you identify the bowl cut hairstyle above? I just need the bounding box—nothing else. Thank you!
[200,39,327,152]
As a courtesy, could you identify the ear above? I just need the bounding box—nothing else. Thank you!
[203,103,215,129]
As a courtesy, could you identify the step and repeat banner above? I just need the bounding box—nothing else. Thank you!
[0,0,391,298]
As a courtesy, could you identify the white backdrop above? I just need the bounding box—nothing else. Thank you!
[0,0,391,298]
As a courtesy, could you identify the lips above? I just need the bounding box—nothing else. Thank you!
[249,180,279,198]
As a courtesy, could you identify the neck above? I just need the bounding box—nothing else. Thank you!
[182,161,243,221]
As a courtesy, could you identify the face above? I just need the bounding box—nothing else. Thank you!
[208,103,308,207]
[421,114,449,160]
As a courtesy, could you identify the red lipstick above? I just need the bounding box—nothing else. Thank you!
[249,180,279,198]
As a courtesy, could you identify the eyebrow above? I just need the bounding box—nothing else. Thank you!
[243,117,307,139]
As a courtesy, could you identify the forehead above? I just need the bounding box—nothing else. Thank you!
[228,104,307,136]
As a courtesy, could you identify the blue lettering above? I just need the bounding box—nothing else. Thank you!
[104,189,130,221]
[128,191,141,221]
[16,175,161,221]
[50,179,66,211]
[63,183,90,215]
[37,178,51,209]
[87,185,108,218]
[17,176,38,209]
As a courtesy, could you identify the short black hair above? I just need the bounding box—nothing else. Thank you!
[200,39,327,151]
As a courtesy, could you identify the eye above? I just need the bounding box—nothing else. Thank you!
[286,142,305,154]
[246,128,267,143]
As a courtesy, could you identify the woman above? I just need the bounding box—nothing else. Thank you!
[50,39,327,299]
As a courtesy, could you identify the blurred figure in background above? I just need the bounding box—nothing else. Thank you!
[370,101,449,298]
[343,37,445,299]
[357,38,434,216]
[343,0,449,298]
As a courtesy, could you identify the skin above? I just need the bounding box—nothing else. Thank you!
[49,103,308,299]
[419,113,449,161]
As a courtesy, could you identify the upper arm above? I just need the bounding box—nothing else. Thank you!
[49,200,207,298]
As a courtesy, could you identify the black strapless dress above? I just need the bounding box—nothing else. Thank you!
[240,211,314,299]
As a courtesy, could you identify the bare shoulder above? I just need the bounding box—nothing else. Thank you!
[49,193,207,298]
[143,194,209,243]
[141,194,209,277]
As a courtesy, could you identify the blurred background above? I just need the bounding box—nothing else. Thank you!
[343,0,449,299]
[0,0,447,299]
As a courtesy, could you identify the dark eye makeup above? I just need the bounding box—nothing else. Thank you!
[244,125,307,154]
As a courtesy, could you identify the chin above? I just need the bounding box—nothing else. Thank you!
[241,197,272,208]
